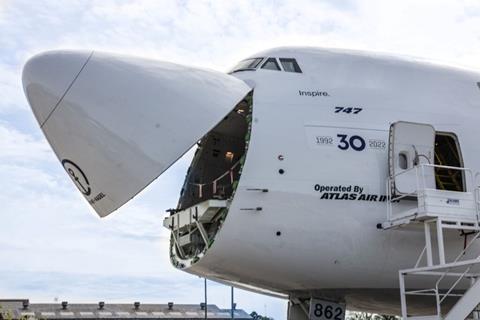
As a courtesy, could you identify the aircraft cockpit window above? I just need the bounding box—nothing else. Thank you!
[230,58,264,73]
[279,58,302,73]
[261,58,281,71]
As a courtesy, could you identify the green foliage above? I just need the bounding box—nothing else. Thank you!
[0,305,13,320]
[250,311,274,320]
[347,312,399,320]
[0,303,43,320]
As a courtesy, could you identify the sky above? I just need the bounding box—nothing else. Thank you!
[1,0,480,319]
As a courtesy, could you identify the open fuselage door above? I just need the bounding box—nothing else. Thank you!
[389,121,436,198]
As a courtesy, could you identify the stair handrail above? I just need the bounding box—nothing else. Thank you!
[473,171,480,187]
[390,163,474,193]
[475,185,480,222]
[414,245,428,268]
[433,229,480,314]
[421,164,475,196]
[386,165,420,222]
[453,232,480,263]
[437,265,473,305]
[433,231,480,287]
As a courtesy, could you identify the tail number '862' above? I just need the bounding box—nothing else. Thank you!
[337,134,365,151]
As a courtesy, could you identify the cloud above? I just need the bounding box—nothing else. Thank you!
[0,123,52,162]
[2,0,480,319]
[0,65,27,113]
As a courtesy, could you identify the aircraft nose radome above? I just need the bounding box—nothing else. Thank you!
[22,50,250,217]
[22,50,92,126]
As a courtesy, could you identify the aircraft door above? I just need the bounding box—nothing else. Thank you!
[389,121,436,197]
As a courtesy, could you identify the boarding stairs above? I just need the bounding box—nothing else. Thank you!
[382,164,480,320]
[434,151,464,192]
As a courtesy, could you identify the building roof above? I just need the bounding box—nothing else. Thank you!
[0,300,251,320]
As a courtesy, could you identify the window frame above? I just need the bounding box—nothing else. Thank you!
[260,57,281,71]
[279,58,302,73]
[230,57,265,73]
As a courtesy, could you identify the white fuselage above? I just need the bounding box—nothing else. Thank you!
[183,48,480,310]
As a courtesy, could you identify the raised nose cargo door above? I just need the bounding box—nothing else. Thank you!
[23,50,251,217]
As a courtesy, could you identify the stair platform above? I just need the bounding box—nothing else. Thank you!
[382,188,479,230]
[381,214,480,231]
[163,199,228,232]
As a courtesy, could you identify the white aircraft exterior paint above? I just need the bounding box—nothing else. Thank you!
[22,46,480,315]
[23,50,250,216]
[186,48,480,311]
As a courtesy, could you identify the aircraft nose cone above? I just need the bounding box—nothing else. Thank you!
[22,50,92,126]
[22,49,250,217]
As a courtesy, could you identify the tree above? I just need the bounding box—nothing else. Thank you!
[250,311,274,320]
[347,312,399,320]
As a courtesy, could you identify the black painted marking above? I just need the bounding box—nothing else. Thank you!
[62,159,91,196]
